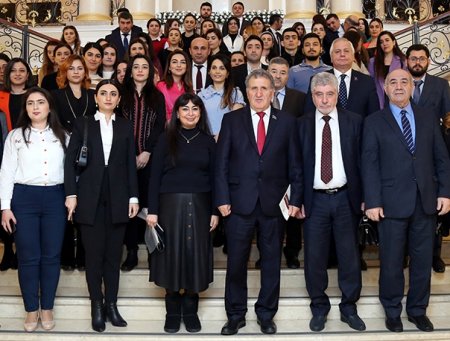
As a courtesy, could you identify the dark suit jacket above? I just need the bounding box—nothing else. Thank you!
[65,115,139,225]
[298,109,363,216]
[362,105,450,218]
[304,69,380,117]
[105,27,140,61]
[416,74,450,119]
[215,106,302,216]
[282,87,306,117]
[231,63,268,104]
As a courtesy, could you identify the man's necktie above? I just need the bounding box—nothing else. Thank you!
[401,109,415,154]
[272,91,280,109]
[413,79,423,105]
[321,116,333,184]
[195,64,203,93]
[339,74,348,109]
[123,33,129,50]
[256,112,266,155]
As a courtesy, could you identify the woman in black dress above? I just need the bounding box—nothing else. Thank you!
[146,93,218,333]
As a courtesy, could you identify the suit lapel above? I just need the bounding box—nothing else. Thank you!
[242,107,259,154]
[92,119,106,165]
[262,108,279,154]
[109,119,119,163]
[382,108,411,153]
[418,76,432,106]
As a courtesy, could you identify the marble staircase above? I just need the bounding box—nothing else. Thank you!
[0,241,449,340]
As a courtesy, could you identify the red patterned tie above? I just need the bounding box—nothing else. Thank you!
[257,112,265,154]
[321,115,332,184]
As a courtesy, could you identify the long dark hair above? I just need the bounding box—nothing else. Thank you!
[208,54,235,109]
[163,50,193,92]
[121,54,162,111]
[16,87,67,151]
[374,30,405,79]
[166,93,211,162]
[3,58,34,92]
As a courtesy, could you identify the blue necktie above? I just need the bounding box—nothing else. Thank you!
[401,110,415,154]
[123,33,129,50]
[413,80,423,104]
[339,74,348,109]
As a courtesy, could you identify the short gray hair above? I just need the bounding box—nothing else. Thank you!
[268,56,289,68]
[329,37,355,56]
[245,69,275,89]
[311,72,338,93]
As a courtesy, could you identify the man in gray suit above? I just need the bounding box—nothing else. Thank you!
[362,69,450,333]
[406,44,450,273]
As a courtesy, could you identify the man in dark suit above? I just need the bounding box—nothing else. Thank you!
[231,35,267,104]
[305,38,380,117]
[105,11,141,61]
[362,69,450,333]
[216,69,302,335]
[406,44,450,273]
[268,57,305,268]
[298,72,365,332]
[189,37,212,93]
[268,14,283,55]
[222,1,250,36]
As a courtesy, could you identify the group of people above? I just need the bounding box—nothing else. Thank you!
[0,0,449,336]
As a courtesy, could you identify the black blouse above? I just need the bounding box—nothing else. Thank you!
[148,128,216,214]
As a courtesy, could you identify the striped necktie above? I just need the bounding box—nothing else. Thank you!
[400,109,415,154]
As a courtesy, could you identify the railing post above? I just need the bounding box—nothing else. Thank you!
[22,24,29,63]
[413,21,420,44]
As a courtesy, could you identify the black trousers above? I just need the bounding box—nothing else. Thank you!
[303,189,361,317]
[284,217,302,258]
[80,168,126,302]
[225,201,285,322]
[378,194,435,318]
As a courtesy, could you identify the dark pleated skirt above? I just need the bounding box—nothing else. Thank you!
[150,192,213,292]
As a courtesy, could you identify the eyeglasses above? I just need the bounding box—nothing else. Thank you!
[409,56,428,63]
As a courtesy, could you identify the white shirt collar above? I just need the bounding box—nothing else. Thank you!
[95,111,116,121]
[315,108,338,121]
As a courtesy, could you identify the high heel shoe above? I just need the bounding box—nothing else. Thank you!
[40,309,55,330]
[91,300,105,332]
[24,311,39,332]
[105,302,127,327]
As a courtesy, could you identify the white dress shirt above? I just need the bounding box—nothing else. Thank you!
[95,111,115,166]
[275,87,286,109]
[0,126,66,209]
[192,61,207,93]
[313,110,347,189]
[250,107,270,139]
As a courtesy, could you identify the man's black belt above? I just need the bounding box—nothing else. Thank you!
[314,184,348,194]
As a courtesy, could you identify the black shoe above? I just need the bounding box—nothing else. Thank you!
[286,257,300,269]
[105,302,127,327]
[360,258,368,271]
[61,263,75,271]
[182,294,201,333]
[340,313,366,331]
[408,315,434,332]
[221,319,246,335]
[309,315,327,332]
[164,292,181,333]
[385,317,403,332]
[121,249,138,271]
[257,319,277,334]
[432,256,445,273]
[91,300,105,332]
[255,258,261,269]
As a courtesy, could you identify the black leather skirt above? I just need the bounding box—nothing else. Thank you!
[149,192,213,292]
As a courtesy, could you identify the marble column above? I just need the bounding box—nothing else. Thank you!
[126,0,155,20]
[331,0,364,18]
[77,0,111,21]
[285,0,317,19]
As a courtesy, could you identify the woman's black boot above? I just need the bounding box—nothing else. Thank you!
[105,301,127,327]
[164,292,181,333]
[91,300,105,332]
[182,293,201,332]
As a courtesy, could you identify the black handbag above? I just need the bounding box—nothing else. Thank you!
[358,215,379,246]
[75,117,88,168]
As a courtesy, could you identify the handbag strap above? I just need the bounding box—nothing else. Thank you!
[82,116,88,148]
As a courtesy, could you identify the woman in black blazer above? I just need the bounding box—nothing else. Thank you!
[64,79,139,333]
